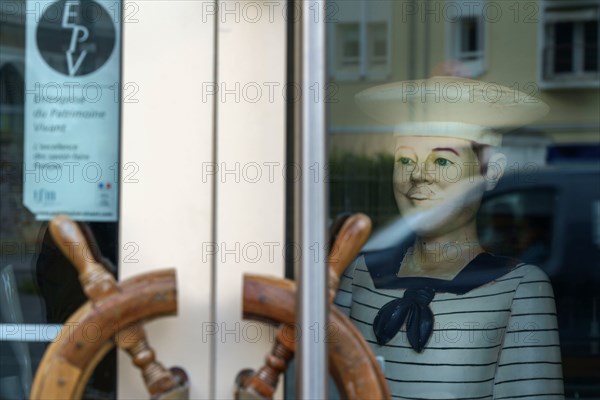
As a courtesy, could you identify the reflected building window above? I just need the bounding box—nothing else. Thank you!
[446,1,487,77]
[336,23,360,69]
[368,22,388,70]
[329,0,391,81]
[541,2,599,87]
[458,16,483,61]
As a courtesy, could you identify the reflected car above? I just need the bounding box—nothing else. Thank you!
[478,163,600,399]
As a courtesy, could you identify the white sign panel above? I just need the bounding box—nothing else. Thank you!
[24,0,121,221]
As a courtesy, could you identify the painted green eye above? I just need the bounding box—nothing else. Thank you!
[398,157,414,166]
[434,158,452,167]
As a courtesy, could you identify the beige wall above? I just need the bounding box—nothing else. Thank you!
[119,1,215,398]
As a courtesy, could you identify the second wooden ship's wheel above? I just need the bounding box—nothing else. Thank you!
[236,214,391,400]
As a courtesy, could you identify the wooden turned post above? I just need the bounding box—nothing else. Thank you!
[115,325,178,397]
[237,326,296,399]
[49,214,118,301]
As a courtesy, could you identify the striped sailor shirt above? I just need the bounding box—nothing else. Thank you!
[334,245,564,400]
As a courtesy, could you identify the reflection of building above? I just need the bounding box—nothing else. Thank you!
[328,0,600,156]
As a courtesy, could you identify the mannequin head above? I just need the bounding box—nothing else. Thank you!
[355,76,548,240]
[392,135,506,237]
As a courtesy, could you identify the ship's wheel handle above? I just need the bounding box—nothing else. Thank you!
[30,215,189,400]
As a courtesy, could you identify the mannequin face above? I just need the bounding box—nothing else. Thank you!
[393,135,488,237]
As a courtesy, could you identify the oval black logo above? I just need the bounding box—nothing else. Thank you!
[36,0,116,77]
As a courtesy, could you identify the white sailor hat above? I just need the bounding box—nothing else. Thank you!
[354,76,549,146]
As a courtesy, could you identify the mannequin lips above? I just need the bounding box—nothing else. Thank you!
[407,186,436,201]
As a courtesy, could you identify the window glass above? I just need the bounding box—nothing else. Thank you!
[554,22,574,73]
[368,22,388,67]
[326,0,600,398]
[1,1,121,398]
[337,23,359,67]
[584,21,598,72]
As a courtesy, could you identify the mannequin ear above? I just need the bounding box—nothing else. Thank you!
[484,152,507,191]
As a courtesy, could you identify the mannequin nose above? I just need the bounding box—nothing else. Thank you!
[410,162,433,183]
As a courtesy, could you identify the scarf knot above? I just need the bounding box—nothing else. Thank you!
[373,287,435,352]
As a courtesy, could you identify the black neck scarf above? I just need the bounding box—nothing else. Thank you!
[365,238,519,352]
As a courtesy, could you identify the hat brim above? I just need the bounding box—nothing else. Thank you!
[355,76,549,130]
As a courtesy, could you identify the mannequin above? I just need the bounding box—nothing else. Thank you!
[335,77,564,399]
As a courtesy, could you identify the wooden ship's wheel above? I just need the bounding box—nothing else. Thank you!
[236,214,391,400]
[29,215,188,400]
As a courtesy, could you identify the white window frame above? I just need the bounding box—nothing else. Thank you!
[333,21,361,77]
[328,0,391,81]
[538,0,600,89]
[445,0,488,78]
[455,16,485,63]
